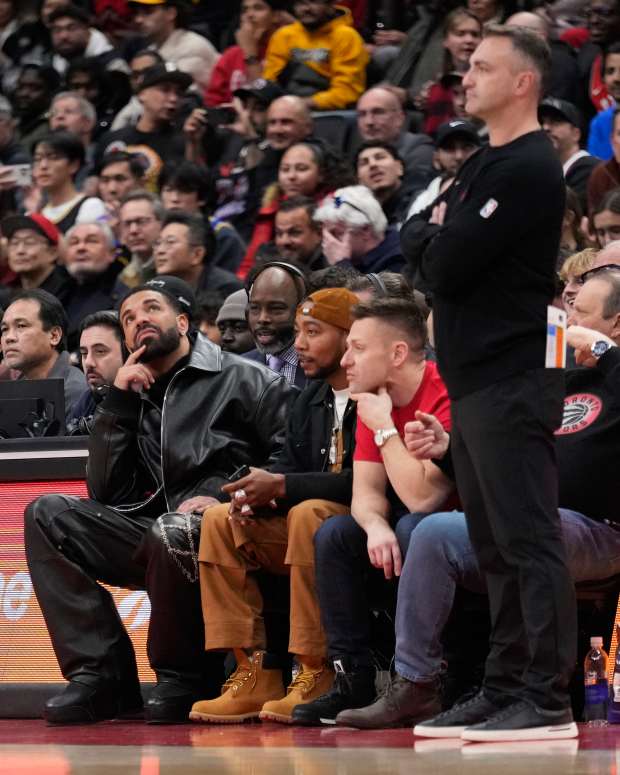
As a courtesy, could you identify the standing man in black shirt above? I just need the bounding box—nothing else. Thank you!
[402,25,577,741]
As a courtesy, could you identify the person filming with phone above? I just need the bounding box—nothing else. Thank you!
[24,275,296,727]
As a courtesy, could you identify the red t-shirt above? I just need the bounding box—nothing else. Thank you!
[354,361,451,463]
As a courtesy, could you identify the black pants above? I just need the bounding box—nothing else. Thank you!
[24,494,224,694]
[451,368,576,710]
[314,513,422,666]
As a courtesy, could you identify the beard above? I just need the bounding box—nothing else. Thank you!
[66,264,106,285]
[253,323,295,355]
[307,357,343,381]
[137,324,182,362]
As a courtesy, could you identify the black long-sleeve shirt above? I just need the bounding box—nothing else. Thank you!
[401,130,565,399]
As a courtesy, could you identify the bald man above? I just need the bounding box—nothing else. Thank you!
[355,86,435,195]
[506,11,579,102]
[244,263,308,389]
[590,239,620,269]
[265,95,314,151]
[206,94,314,243]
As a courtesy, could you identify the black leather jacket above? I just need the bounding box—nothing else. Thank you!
[87,333,296,514]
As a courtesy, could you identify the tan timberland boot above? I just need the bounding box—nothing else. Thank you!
[259,660,334,724]
[189,650,285,723]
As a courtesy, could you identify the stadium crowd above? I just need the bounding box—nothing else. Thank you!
[0,0,619,741]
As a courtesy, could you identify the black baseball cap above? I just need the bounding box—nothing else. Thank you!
[538,98,583,129]
[439,71,463,89]
[233,78,284,106]
[436,120,481,148]
[121,275,196,318]
[137,63,193,93]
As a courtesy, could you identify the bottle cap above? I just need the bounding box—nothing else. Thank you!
[591,636,604,647]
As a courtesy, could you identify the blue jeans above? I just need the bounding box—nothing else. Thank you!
[395,509,620,684]
[313,512,426,665]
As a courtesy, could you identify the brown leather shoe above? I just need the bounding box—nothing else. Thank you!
[335,673,441,729]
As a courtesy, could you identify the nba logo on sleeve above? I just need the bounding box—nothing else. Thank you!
[480,198,498,219]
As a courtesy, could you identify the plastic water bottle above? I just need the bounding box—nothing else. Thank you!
[584,636,609,726]
[608,625,620,723]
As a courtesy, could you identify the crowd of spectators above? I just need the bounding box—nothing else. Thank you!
[0,0,618,737]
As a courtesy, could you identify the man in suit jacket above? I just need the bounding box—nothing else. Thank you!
[244,261,308,389]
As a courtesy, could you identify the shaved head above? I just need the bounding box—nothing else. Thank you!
[266,96,313,150]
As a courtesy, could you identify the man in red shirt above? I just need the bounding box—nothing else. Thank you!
[292,296,451,726]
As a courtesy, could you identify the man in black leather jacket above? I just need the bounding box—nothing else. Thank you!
[24,275,296,725]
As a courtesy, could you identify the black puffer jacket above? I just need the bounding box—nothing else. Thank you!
[87,332,296,514]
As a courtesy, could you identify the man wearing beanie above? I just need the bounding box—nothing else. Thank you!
[216,289,254,355]
[190,287,360,725]
[24,275,296,726]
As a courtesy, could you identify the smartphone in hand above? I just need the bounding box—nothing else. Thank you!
[2,164,32,187]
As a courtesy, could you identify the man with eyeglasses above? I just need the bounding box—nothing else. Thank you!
[48,4,128,78]
[2,213,73,306]
[49,91,98,190]
[153,212,241,296]
[118,191,164,287]
[355,86,435,196]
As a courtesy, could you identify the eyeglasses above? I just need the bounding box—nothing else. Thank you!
[120,216,156,229]
[153,237,184,250]
[578,263,620,284]
[8,237,48,248]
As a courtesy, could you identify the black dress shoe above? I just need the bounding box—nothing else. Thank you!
[145,681,201,724]
[45,680,141,725]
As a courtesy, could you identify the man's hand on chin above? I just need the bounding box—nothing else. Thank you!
[350,386,393,431]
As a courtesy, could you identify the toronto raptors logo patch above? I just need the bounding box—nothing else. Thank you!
[555,393,603,435]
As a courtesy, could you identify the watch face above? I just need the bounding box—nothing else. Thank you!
[592,340,611,358]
